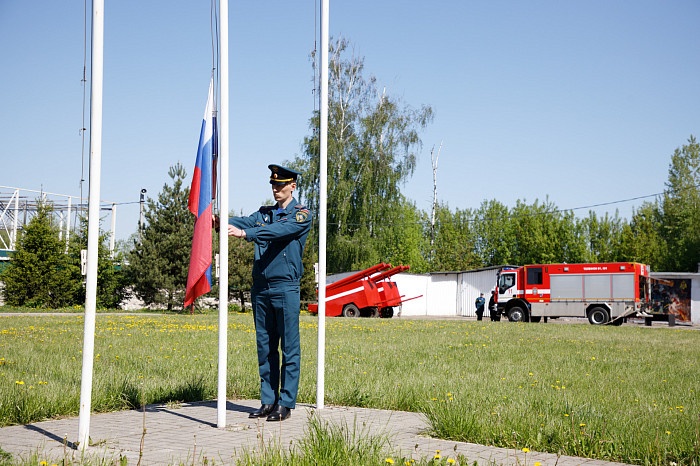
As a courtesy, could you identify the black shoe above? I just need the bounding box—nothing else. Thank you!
[266,405,291,421]
[249,404,275,419]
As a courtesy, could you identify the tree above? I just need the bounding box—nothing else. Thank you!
[293,37,433,273]
[473,200,515,267]
[508,199,564,265]
[618,201,664,269]
[430,203,481,271]
[659,135,700,272]
[66,217,127,308]
[469,198,586,267]
[127,164,194,311]
[1,201,77,307]
[375,198,429,272]
[227,233,253,309]
[577,210,625,263]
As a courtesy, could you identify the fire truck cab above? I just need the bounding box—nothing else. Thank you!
[496,262,650,325]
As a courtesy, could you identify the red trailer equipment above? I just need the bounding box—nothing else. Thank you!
[308,263,418,318]
[370,265,410,317]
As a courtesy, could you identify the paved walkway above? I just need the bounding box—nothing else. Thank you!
[0,399,631,466]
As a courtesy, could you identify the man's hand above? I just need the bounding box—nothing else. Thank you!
[212,215,220,232]
[228,225,246,239]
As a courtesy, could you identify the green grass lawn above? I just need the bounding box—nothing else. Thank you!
[1,312,698,465]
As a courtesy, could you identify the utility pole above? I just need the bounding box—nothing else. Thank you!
[430,140,443,262]
[139,188,147,239]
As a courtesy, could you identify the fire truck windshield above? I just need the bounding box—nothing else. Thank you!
[499,273,515,293]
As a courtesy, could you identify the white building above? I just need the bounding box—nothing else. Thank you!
[327,266,507,318]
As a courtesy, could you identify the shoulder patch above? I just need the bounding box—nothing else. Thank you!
[295,210,309,223]
[294,204,307,210]
[259,205,274,213]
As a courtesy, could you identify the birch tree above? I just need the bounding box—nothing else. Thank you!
[294,37,433,272]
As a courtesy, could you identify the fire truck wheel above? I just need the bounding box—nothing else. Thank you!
[342,303,360,318]
[370,307,380,318]
[507,306,528,323]
[588,307,610,325]
[380,307,394,318]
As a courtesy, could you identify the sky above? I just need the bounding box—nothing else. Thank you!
[1,1,699,244]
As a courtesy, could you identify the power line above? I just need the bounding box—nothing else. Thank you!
[321,184,700,228]
[101,182,700,227]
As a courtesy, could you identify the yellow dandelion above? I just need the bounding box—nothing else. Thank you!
[447,459,456,464]
[385,459,394,464]
[580,423,586,427]
[434,454,442,460]
[15,381,24,385]
[522,448,529,453]
[666,431,671,435]
[40,462,48,466]
[535,463,542,466]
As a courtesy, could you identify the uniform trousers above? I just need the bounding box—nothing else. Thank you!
[251,281,301,409]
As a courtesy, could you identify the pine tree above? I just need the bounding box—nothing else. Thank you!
[127,164,194,311]
[1,201,77,307]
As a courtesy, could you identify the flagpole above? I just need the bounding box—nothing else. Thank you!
[78,0,104,450]
[316,0,329,410]
[217,0,230,428]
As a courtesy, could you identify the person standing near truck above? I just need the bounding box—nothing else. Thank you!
[226,164,312,422]
[488,290,499,321]
[475,292,485,321]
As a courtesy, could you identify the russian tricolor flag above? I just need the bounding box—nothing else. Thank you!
[185,79,216,307]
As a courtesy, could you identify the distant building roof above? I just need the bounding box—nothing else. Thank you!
[429,265,519,275]
[651,271,700,278]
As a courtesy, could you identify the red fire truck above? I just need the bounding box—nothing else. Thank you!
[495,262,651,325]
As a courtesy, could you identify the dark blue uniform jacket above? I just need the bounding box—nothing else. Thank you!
[229,198,312,284]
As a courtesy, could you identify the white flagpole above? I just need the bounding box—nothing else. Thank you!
[316,0,329,410]
[78,0,104,450]
[217,0,230,428]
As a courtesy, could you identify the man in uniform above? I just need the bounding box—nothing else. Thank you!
[474,292,485,321]
[226,164,312,421]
